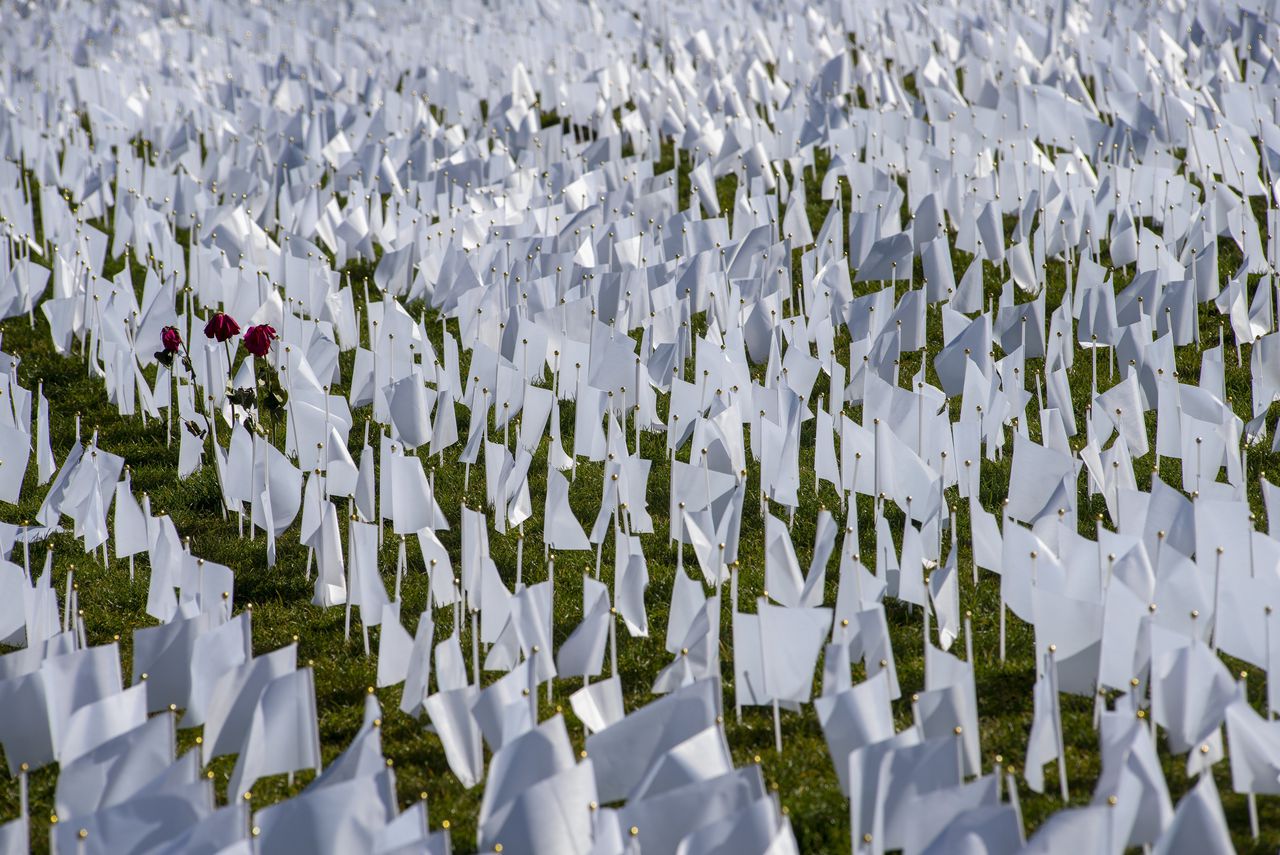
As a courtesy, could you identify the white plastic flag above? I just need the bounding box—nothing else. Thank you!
[226,667,322,800]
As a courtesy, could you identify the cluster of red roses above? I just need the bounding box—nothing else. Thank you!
[159,313,284,438]
[157,313,277,366]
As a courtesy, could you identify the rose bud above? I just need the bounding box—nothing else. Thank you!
[161,326,183,353]
[204,312,241,342]
[242,324,278,357]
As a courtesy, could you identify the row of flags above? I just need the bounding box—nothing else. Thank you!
[2,0,1280,850]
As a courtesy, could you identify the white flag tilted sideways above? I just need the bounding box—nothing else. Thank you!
[202,643,297,764]
[226,667,322,800]
[424,685,484,789]
[1224,699,1280,796]
[1150,773,1235,855]
[1024,658,1060,795]
[254,769,399,855]
[757,602,831,704]
[54,712,176,822]
[1091,710,1173,849]
[585,678,719,803]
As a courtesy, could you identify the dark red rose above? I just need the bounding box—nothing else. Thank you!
[242,324,277,357]
[204,312,241,342]
[161,326,183,353]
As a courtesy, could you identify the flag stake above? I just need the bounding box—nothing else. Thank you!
[609,608,618,678]
[1211,548,1223,652]
[471,608,480,687]
[964,612,974,664]
[999,600,1006,663]
[1266,606,1274,720]
[1005,769,1024,842]
[1048,648,1069,803]
[18,764,28,846]
[516,528,524,589]
[772,697,782,753]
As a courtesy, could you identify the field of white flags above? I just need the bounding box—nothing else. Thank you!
[5,0,1280,851]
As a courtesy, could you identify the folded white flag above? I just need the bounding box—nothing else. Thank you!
[227,667,322,800]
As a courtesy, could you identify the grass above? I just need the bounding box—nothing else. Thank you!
[1,137,1278,853]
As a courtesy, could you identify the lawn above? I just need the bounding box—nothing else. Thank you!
[1,138,1278,853]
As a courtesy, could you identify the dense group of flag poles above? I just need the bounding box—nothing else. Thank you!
[1,0,1280,851]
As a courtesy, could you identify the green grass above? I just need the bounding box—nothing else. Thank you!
[1,140,1279,853]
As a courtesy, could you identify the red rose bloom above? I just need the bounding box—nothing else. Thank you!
[204,312,241,342]
[161,325,183,353]
[242,324,277,357]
